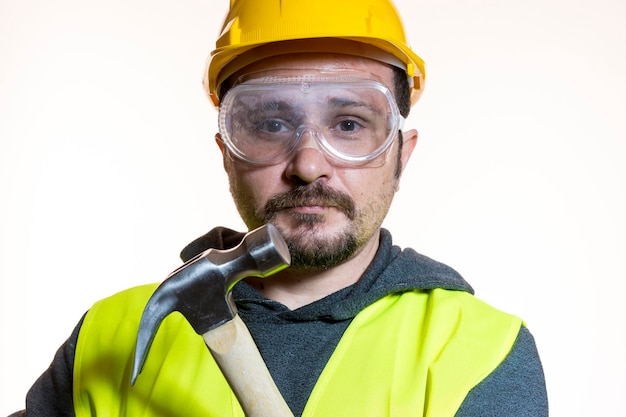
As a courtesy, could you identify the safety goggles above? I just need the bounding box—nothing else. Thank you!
[218,75,404,167]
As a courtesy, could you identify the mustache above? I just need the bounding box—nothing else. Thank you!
[262,182,356,220]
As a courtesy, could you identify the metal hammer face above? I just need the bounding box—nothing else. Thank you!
[131,223,290,385]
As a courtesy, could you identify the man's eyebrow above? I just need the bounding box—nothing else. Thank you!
[257,99,294,112]
[328,97,384,115]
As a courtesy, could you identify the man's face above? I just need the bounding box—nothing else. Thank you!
[217,54,416,270]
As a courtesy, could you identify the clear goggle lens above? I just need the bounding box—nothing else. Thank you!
[218,77,404,166]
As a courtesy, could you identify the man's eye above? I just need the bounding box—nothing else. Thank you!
[257,119,287,133]
[337,120,362,132]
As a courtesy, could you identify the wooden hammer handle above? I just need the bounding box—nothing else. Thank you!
[203,315,294,417]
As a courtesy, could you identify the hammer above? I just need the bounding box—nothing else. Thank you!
[131,224,294,417]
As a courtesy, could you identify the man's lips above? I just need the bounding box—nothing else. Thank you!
[283,204,335,214]
[282,197,342,210]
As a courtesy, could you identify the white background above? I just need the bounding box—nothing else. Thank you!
[1,0,624,415]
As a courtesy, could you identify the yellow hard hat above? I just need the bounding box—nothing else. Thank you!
[204,0,426,107]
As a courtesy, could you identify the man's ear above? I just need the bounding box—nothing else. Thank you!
[400,128,418,174]
[215,132,225,154]
[394,128,418,191]
[215,132,229,170]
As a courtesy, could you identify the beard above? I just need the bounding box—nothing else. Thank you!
[258,182,360,270]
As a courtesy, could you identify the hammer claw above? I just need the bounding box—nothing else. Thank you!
[131,224,290,388]
[131,292,175,385]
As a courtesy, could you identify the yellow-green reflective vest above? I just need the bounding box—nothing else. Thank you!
[74,283,521,416]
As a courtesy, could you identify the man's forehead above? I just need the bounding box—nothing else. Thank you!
[231,53,395,87]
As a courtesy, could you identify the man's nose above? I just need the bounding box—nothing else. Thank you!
[285,128,334,184]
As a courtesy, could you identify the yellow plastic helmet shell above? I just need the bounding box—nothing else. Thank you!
[204,0,426,107]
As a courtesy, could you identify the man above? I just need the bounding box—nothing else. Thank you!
[11,0,548,416]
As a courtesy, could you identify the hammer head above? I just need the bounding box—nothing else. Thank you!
[131,223,290,385]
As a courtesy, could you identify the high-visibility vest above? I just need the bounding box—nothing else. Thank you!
[74,283,521,416]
